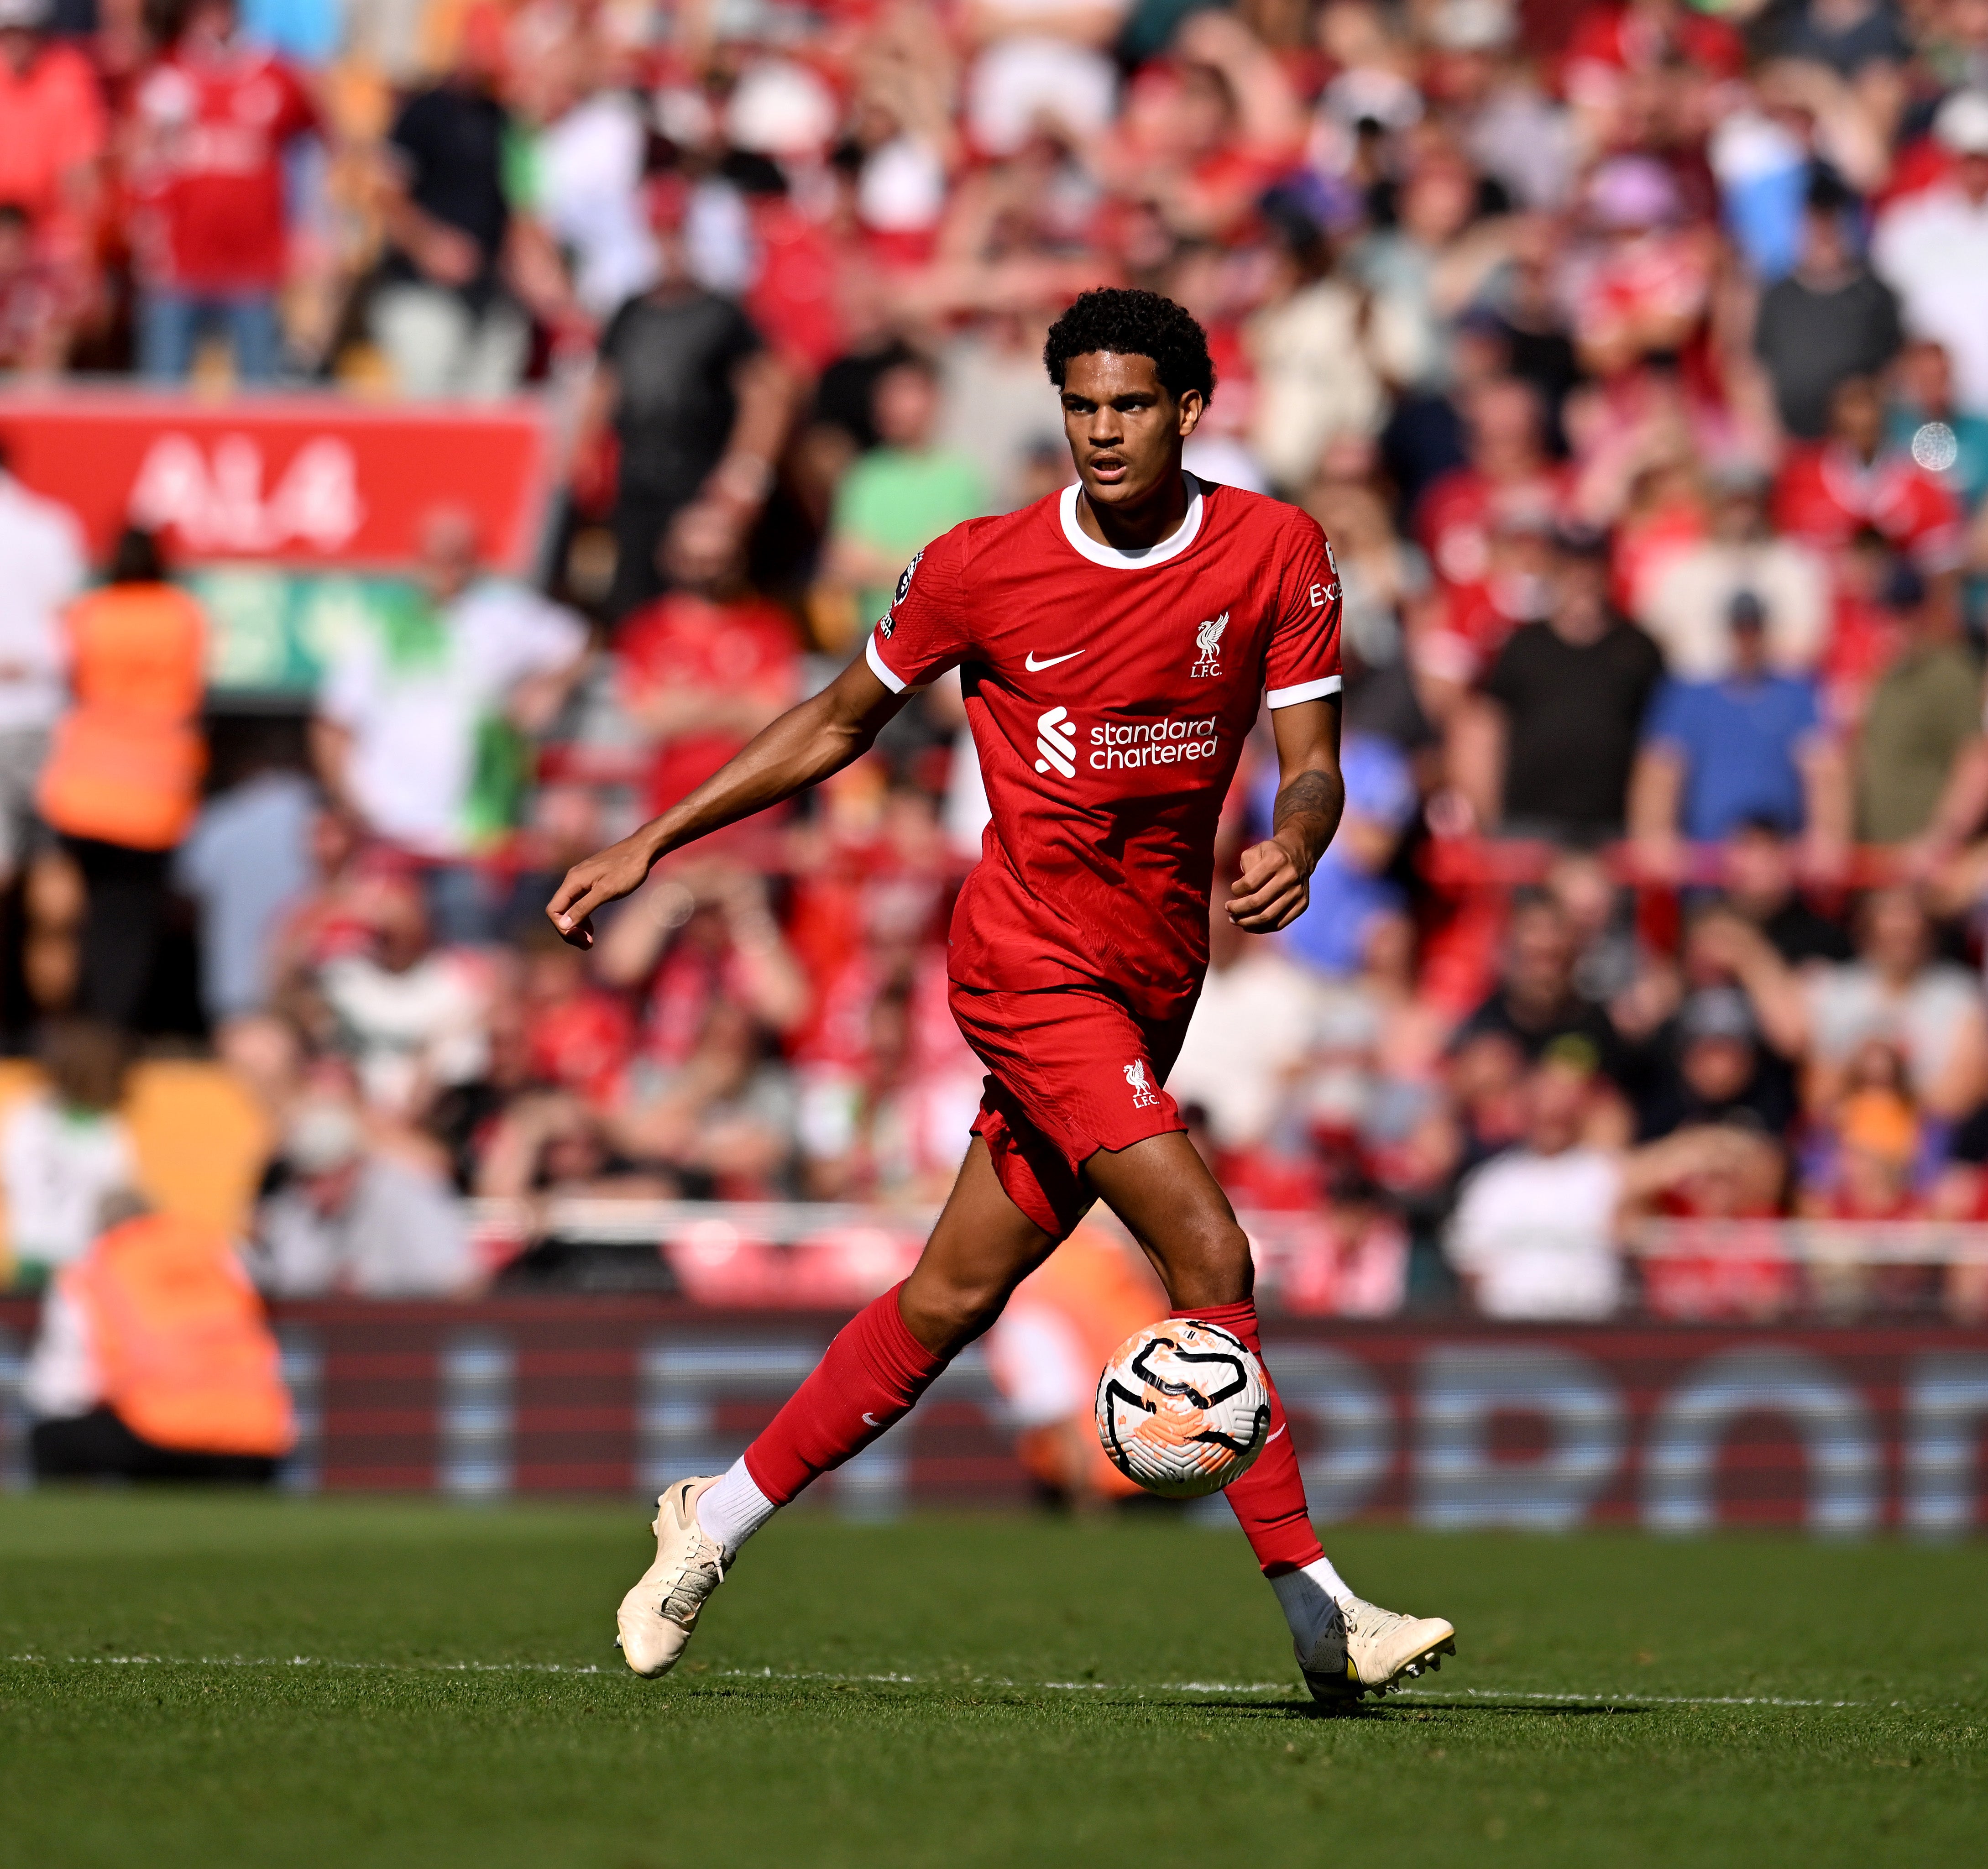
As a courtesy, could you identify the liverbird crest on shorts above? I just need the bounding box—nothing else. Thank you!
[1190,609,1228,679]
[1124,1058,1158,1109]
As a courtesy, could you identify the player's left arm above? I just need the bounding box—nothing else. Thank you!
[1227,696,1344,932]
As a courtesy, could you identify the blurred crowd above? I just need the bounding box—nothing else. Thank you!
[4,0,1988,1329]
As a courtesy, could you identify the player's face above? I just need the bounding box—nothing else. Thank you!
[1058,352,1204,513]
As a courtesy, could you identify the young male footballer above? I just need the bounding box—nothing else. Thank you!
[548,288,1457,1703]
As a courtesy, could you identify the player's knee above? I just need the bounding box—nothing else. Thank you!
[1162,1214,1253,1307]
[901,1269,1010,1352]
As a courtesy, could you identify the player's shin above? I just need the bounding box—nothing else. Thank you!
[1167,1298,1353,1648]
[727,1279,950,1546]
[1169,1298,1323,1568]
[1172,1300,1457,1697]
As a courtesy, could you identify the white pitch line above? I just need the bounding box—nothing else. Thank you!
[6,1654,615,1675]
[1390,1687,1865,1709]
[0,1654,1887,1707]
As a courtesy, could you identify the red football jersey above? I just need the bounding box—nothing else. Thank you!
[865,475,1341,1024]
[616,592,801,820]
[131,44,316,292]
[1772,443,1963,569]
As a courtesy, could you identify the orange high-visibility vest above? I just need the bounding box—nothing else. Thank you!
[63,1212,293,1456]
[37,582,208,851]
[1006,1226,1167,1500]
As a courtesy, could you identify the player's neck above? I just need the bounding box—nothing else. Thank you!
[1074,467,1192,553]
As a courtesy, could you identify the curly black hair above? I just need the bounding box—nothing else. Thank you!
[1042,288,1216,405]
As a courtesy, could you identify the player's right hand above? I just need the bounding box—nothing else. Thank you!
[546,836,656,948]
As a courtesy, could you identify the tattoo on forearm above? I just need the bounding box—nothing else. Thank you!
[1271,769,1346,865]
[1273,770,1341,827]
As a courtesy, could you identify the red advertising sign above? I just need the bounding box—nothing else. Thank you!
[7,1300,1979,1534]
[0,390,553,572]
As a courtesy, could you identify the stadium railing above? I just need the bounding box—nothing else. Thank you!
[463,1198,1988,1325]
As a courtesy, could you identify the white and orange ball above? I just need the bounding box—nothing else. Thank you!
[1093,1320,1270,1498]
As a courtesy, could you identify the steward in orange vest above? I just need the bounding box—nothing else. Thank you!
[33,526,209,1027]
[984,1225,1168,1505]
[27,1209,293,1483]
[37,544,208,853]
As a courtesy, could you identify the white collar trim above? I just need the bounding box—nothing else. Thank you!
[1058,473,1205,569]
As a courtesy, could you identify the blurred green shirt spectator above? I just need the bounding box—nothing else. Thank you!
[824,355,988,632]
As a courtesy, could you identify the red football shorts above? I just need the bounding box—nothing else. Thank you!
[948,981,1192,1237]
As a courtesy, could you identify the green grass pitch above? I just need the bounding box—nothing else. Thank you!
[0,1494,1981,1868]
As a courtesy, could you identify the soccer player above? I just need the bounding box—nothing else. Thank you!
[547,288,1457,1703]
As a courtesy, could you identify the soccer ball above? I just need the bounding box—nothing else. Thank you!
[1093,1320,1271,1498]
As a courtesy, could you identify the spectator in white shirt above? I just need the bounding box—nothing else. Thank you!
[315,873,490,1120]
[1447,1046,1754,1319]
[0,447,84,892]
[1168,895,1325,1152]
[1873,91,1988,416]
[0,1019,134,1287]
[1697,885,1988,1120]
[311,505,587,942]
[1637,470,1826,681]
[251,1098,476,1297]
[963,0,1128,159]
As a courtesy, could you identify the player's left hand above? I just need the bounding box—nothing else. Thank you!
[1227,837,1310,932]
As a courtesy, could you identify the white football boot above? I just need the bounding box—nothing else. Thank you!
[1298,1594,1456,1704]
[616,1476,727,1679]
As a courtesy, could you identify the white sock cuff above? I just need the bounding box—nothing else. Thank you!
[696,1457,777,1560]
[1269,1556,1355,1652]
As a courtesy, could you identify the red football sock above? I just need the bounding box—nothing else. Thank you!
[742,1282,948,1505]
[1171,1299,1324,1576]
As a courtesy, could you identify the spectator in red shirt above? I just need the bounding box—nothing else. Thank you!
[1565,155,1717,381]
[1633,1121,1793,1324]
[1097,12,1305,246]
[1563,0,1747,110]
[127,0,316,382]
[0,199,79,371]
[0,0,104,340]
[0,0,106,314]
[516,921,634,1110]
[1413,378,1569,684]
[613,503,802,835]
[1773,373,1965,570]
[1417,377,1566,603]
[1798,1072,1937,1314]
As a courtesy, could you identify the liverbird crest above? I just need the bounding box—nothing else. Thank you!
[1190,609,1229,677]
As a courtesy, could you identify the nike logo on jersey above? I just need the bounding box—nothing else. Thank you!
[862,1413,883,1428]
[1025,649,1084,671]
[1035,707,1077,777]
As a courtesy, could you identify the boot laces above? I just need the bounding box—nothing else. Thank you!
[656,1542,724,1626]
[1346,1598,1409,1646]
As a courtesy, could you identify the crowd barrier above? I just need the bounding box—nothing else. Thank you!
[2,1298,1981,1536]
[464,1199,1988,1325]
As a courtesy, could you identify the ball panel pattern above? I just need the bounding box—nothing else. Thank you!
[1093,1320,1271,1498]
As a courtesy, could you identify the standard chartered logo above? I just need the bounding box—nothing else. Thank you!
[1034,706,1078,777]
[1033,707,1221,780]
[1089,714,1219,770]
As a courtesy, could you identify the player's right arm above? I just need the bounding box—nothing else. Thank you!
[546,654,909,947]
